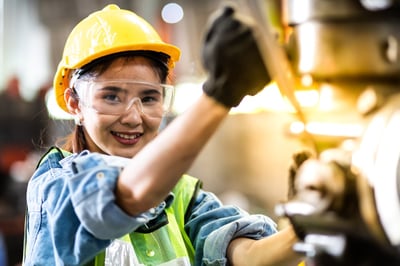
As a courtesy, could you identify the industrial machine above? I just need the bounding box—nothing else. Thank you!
[243,0,400,264]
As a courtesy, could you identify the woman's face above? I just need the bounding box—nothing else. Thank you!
[73,57,164,158]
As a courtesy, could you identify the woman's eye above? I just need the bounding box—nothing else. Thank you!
[141,95,162,104]
[103,94,121,103]
[96,86,126,104]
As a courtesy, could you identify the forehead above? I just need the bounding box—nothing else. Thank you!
[92,56,162,83]
[89,81,164,94]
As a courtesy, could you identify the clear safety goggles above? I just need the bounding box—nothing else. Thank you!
[74,79,175,117]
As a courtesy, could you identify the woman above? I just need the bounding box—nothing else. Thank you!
[23,4,303,266]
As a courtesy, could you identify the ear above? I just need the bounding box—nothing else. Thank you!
[64,87,81,115]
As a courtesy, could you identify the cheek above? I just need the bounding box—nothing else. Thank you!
[83,112,113,136]
[144,115,163,132]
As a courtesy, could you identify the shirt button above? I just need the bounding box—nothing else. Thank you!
[96,172,104,179]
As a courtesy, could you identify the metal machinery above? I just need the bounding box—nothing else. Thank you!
[243,0,400,265]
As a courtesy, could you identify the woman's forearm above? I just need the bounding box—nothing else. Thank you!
[116,94,229,215]
[228,226,304,266]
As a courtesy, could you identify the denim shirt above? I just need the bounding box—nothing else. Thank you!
[24,150,277,266]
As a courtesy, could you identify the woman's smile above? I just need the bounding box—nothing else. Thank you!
[111,131,143,145]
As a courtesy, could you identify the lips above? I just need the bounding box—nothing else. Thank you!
[111,131,143,144]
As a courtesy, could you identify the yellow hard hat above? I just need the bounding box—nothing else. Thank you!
[53,4,181,112]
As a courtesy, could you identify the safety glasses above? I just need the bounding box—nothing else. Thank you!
[74,79,175,117]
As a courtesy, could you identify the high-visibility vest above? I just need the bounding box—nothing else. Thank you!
[93,174,200,266]
[25,147,201,266]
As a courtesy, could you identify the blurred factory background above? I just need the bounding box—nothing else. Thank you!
[0,0,366,265]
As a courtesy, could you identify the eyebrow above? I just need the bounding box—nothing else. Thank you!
[98,84,162,96]
[99,86,123,92]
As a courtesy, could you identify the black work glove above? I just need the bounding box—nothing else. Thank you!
[201,5,271,108]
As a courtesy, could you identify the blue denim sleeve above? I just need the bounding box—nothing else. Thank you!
[25,150,170,265]
[185,190,277,266]
[64,151,166,239]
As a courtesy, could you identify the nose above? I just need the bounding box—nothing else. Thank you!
[119,98,144,124]
[126,98,144,115]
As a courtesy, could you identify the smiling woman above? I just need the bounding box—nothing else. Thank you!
[23,4,302,266]
[63,55,169,158]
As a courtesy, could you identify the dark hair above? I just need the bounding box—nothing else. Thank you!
[60,51,171,153]
[74,51,170,83]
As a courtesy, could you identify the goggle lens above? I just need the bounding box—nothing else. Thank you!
[74,80,174,117]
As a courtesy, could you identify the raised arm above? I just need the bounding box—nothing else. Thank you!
[116,5,271,215]
[116,94,228,214]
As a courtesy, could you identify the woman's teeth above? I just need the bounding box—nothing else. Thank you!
[114,132,140,139]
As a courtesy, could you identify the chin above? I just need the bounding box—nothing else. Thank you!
[113,148,139,158]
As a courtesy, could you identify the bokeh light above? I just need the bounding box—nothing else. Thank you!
[161,3,184,24]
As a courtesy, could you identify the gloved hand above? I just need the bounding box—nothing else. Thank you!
[201,5,271,108]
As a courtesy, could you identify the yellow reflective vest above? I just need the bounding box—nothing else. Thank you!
[92,174,200,266]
